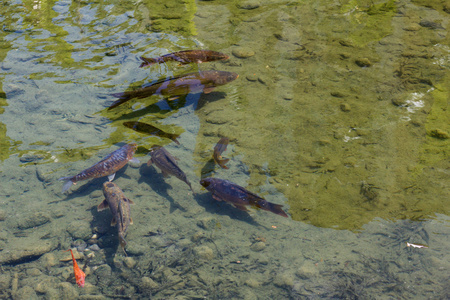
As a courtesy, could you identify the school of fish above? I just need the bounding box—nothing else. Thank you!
[58,49,289,287]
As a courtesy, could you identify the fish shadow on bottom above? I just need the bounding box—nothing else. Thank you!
[194,192,261,227]
[200,158,217,179]
[196,91,228,110]
[138,164,187,213]
[89,206,122,261]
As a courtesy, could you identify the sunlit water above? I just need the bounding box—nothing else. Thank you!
[0,0,449,299]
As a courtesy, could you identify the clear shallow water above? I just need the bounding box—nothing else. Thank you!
[0,0,449,299]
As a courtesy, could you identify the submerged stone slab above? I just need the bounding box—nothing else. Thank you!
[0,237,58,265]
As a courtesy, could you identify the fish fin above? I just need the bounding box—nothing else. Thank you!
[97,199,109,211]
[161,170,170,177]
[146,159,153,166]
[173,138,180,145]
[130,218,133,225]
[139,56,156,67]
[61,180,74,193]
[111,217,117,226]
[108,173,115,181]
[234,205,250,212]
[212,194,222,202]
[129,158,140,164]
[167,96,180,101]
[203,87,216,94]
[127,198,135,205]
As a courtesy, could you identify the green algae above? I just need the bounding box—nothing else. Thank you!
[192,0,449,230]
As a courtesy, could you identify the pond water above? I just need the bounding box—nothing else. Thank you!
[0,0,449,299]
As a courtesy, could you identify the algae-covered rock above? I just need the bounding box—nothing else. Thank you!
[428,129,449,139]
[193,245,214,260]
[232,47,255,58]
[58,282,79,299]
[355,58,372,67]
[16,286,38,300]
[17,212,51,229]
[237,1,260,10]
[67,220,92,240]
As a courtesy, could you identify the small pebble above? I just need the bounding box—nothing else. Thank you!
[428,129,449,139]
[232,47,255,58]
[193,245,214,260]
[124,257,137,269]
[89,244,101,251]
[237,1,260,10]
[355,58,372,67]
[340,103,351,112]
[246,74,258,82]
[250,241,266,252]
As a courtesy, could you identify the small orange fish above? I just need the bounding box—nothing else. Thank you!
[65,249,86,287]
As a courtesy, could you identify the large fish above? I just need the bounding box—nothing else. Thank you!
[200,178,288,218]
[109,70,239,110]
[147,146,194,193]
[213,137,230,169]
[98,182,134,254]
[58,143,139,193]
[123,121,180,145]
[140,50,229,67]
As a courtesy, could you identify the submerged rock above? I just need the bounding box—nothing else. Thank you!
[193,245,214,260]
[17,212,51,230]
[232,47,255,59]
[15,286,38,300]
[428,129,449,139]
[67,220,92,240]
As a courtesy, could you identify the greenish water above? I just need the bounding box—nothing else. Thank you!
[0,0,448,299]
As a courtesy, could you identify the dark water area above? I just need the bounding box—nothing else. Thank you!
[0,0,448,299]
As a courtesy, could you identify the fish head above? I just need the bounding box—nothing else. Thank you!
[200,178,215,190]
[103,181,118,196]
[211,71,239,86]
[126,143,138,159]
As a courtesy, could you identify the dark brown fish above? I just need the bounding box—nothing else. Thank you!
[200,178,288,218]
[58,143,139,193]
[139,50,229,67]
[109,70,239,110]
[98,182,134,254]
[213,137,230,169]
[147,146,193,193]
[123,121,180,145]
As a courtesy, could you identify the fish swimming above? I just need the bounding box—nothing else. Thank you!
[64,249,86,287]
[200,178,288,218]
[147,146,194,193]
[108,70,239,110]
[58,143,139,193]
[123,121,180,145]
[98,181,134,254]
[140,50,229,67]
[213,137,230,169]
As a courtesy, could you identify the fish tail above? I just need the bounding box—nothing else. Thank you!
[119,233,127,252]
[108,98,127,110]
[139,56,156,67]
[219,158,230,169]
[58,177,74,193]
[266,202,289,218]
[172,137,180,145]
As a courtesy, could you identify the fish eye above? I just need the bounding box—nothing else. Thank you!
[200,180,210,187]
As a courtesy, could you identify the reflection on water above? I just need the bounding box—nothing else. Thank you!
[0,0,448,299]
